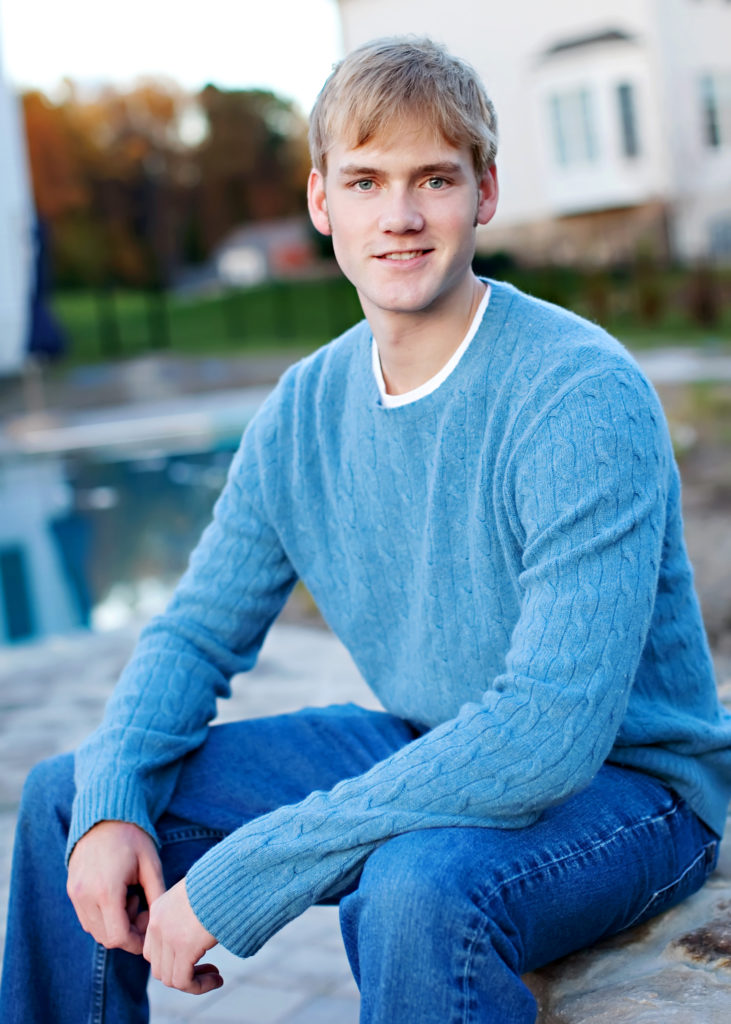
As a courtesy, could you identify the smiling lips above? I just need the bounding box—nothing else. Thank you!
[378,249,433,261]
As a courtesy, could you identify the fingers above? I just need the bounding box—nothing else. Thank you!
[98,880,145,954]
[66,820,163,954]
[143,878,221,995]
[145,940,223,994]
[138,845,166,908]
[125,887,149,940]
[144,945,224,994]
[191,963,224,994]
[68,868,143,953]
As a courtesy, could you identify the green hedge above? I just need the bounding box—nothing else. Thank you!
[51,265,730,366]
[52,277,363,365]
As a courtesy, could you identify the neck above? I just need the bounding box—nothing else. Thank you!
[370,275,486,396]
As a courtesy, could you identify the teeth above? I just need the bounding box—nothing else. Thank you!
[383,251,423,260]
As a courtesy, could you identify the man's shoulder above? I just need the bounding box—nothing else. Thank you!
[278,318,370,394]
[485,280,665,438]
[490,279,647,385]
[493,279,617,347]
[248,318,370,439]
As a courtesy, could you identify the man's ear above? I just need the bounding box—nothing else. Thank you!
[307,168,332,236]
[475,164,499,227]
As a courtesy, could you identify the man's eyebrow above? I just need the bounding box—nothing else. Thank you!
[337,164,381,177]
[415,162,465,176]
[336,161,466,178]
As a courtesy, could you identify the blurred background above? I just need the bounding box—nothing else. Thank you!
[0,0,730,653]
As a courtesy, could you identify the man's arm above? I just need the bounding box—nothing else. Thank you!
[63,392,295,987]
[66,397,297,865]
[178,369,676,960]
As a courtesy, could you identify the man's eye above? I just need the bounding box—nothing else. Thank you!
[426,177,446,189]
[354,180,374,191]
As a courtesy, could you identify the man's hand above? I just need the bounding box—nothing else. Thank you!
[67,820,165,955]
[143,878,222,994]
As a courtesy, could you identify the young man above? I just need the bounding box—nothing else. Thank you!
[3,37,731,1024]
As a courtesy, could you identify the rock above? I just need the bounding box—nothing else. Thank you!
[534,966,731,1023]
[527,812,731,1022]
[672,916,731,965]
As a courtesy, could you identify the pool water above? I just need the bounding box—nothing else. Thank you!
[1,444,238,643]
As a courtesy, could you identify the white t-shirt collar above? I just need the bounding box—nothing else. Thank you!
[372,283,491,408]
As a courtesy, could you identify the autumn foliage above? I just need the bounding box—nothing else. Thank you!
[21,79,311,287]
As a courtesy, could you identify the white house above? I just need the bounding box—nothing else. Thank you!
[0,23,33,374]
[336,0,731,265]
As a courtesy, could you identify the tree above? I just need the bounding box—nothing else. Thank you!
[193,86,310,253]
[20,79,311,288]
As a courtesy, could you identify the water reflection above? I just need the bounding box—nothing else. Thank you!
[0,445,236,644]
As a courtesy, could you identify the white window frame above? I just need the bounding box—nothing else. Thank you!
[549,87,599,167]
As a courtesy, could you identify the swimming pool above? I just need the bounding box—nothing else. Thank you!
[1,442,240,644]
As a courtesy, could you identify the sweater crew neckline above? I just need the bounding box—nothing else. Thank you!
[372,283,492,408]
[363,279,509,414]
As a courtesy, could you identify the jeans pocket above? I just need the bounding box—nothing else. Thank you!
[157,824,229,889]
[703,828,721,875]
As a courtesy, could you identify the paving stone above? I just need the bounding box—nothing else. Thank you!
[148,979,206,1021]
[272,943,354,985]
[327,974,361,1000]
[198,979,308,1023]
[280,993,361,1024]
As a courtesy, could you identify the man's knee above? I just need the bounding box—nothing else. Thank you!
[339,829,519,1019]
[19,752,75,825]
[342,830,485,952]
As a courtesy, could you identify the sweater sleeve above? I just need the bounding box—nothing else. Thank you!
[67,405,298,860]
[185,368,672,958]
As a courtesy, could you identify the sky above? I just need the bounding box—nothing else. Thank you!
[0,0,344,114]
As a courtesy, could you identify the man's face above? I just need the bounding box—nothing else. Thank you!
[307,122,498,327]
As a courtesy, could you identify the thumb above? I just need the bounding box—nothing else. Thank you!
[138,847,166,907]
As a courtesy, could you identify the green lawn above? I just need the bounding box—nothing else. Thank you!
[51,269,730,367]
[52,277,364,365]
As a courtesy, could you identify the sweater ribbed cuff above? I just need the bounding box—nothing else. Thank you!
[66,777,157,865]
[186,845,276,959]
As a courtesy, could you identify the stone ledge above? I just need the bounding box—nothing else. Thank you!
[526,820,731,1022]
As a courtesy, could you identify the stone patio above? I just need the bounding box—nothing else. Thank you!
[0,622,377,1023]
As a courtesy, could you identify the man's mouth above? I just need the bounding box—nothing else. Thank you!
[379,250,431,261]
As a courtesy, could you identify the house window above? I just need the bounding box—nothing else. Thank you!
[700,73,731,148]
[710,215,731,259]
[549,88,599,166]
[617,82,640,157]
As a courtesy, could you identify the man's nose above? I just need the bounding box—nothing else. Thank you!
[378,188,425,234]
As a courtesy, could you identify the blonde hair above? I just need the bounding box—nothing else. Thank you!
[309,37,498,178]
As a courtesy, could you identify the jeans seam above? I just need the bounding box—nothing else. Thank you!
[89,942,106,1024]
[473,797,683,913]
[623,837,716,930]
[458,909,491,1024]
[158,825,228,845]
[458,794,689,1015]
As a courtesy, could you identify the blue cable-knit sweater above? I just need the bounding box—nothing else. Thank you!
[69,281,731,958]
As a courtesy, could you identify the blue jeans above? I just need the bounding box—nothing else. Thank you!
[1,704,720,1023]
